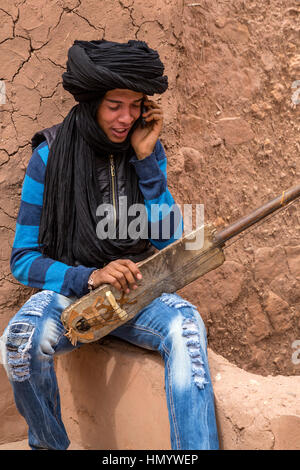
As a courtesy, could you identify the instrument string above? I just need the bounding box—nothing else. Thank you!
[135,197,300,294]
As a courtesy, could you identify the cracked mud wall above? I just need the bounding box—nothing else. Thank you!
[0,0,299,446]
[0,0,182,332]
[0,0,184,444]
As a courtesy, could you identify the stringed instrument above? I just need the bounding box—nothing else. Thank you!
[61,184,300,345]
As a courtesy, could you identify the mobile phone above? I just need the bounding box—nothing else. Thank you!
[141,101,147,128]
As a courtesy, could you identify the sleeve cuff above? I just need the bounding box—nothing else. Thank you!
[68,265,97,298]
[129,152,162,181]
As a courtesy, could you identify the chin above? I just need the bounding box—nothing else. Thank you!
[109,135,127,143]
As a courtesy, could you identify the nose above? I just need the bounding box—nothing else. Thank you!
[118,106,135,126]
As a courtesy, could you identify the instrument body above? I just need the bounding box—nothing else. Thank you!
[61,225,224,345]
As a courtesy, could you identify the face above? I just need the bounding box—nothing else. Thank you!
[97,89,144,142]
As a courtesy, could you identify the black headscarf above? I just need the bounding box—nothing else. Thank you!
[38,40,168,268]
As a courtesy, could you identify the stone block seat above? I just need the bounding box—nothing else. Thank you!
[53,337,300,450]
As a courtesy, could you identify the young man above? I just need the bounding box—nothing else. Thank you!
[0,40,219,450]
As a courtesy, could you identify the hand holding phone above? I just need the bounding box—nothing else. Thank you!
[132,96,164,159]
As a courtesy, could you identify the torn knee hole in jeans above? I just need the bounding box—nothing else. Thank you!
[160,294,208,389]
[182,318,208,390]
[6,322,35,382]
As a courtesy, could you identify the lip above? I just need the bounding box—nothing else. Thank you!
[111,127,130,138]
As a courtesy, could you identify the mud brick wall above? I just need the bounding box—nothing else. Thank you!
[0,0,299,446]
[176,1,300,377]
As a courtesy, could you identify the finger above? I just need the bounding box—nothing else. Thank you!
[144,110,163,117]
[117,259,142,280]
[114,263,137,287]
[108,260,142,292]
[143,108,162,117]
[144,112,163,122]
[143,107,163,116]
[144,99,160,109]
[102,273,123,291]
[108,268,131,292]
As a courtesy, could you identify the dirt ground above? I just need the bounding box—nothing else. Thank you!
[0,0,299,385]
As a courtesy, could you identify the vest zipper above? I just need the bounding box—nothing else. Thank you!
[110,154,117,227]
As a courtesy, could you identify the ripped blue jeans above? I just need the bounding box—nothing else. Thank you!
[0,290,219,450]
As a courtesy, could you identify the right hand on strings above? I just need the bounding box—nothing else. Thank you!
[91,259,142,293]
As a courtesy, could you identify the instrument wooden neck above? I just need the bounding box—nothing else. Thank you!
[213,184,300,247]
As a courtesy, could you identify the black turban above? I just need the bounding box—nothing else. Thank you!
[37,39,168,272]
[62,39,168,101]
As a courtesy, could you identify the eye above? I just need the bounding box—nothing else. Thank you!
[108,106,119,111]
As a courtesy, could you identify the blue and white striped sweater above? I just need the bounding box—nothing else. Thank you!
[10,139,183,298]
